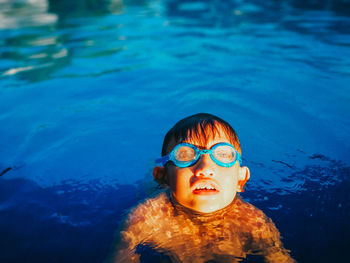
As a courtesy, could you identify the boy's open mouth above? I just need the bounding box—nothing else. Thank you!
[192,180,220,195]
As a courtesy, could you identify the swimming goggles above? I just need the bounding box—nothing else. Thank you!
[156,142,242,168]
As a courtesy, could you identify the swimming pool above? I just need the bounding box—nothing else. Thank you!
[1,0,350,262]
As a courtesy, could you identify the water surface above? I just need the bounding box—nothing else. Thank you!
[1,0,350,262]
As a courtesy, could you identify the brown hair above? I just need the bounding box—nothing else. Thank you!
[161,113,241,156]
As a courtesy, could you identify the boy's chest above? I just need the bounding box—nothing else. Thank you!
[146,218,252,262]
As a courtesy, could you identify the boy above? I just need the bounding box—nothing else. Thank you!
[111,113,294,263]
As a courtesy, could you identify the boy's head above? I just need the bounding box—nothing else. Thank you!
[161,113,242,157]
[154,113,250,213]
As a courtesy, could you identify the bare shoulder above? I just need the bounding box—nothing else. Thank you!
[123,192,173,228]
[233,197,280,239]
[110,192,173,262]
[234,197,269,222]
[234,197,295,262]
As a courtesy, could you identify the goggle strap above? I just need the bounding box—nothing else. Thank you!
[155,155,170,165]
[237,153,242,165]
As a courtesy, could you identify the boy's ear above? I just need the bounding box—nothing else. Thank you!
[237,166,250,193]
[153,166,168,185]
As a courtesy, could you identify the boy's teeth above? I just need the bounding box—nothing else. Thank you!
[193,180,219,191]
[196,186,215,190]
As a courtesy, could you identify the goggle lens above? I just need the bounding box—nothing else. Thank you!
[175,146,196,162]
[212,145,236,163]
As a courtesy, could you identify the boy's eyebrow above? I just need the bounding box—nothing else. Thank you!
[181,141,206,149]
[181,141,225,150]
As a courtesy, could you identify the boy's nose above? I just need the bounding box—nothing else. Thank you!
[194,154,216,177]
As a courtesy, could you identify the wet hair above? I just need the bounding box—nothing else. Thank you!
[161,113,241,156]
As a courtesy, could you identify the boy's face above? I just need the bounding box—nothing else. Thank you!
[163,127,249,213]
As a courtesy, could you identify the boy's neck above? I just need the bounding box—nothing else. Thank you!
[168,191,240,222]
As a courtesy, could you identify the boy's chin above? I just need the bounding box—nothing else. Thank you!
[189,197,231,213]
[173,192,236,213]
[190,204,225,213]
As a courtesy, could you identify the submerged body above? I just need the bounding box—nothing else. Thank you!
[112,192,294,263]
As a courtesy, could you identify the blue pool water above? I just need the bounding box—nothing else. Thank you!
[1,0,350,262]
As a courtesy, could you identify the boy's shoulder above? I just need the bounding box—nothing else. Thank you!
[124,192,173,226]
[232,197,275,230]
[234,196,267,218]
[234,197,281,241]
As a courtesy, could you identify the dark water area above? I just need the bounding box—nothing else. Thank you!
[1,0,350,262]
[1,155,349,262]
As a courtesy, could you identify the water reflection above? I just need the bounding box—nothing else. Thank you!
[1,0,350,85]
[1,0,65,82]
[0,0,57,29]
[0,0,128,83]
